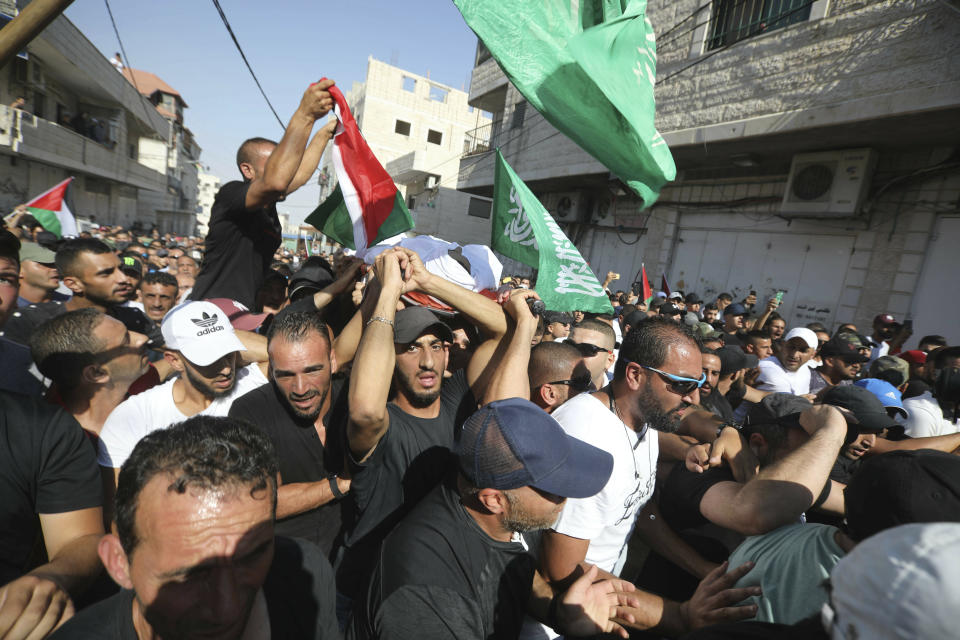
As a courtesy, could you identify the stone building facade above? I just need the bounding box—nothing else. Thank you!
[458,0,960,343]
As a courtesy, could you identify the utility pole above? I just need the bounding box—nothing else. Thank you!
[0,0,76,69]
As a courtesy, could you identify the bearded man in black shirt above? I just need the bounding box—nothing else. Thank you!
[190,80,338,308]
[351,397,642,640]
[337,247,507,607]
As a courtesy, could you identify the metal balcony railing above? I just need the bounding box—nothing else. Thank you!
[707,0,813,51]
[462,119,505,157]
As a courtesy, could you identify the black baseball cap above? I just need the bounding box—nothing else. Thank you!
[659,303,682,316]
[623,310,647,329]
[684,293,703,304]
[289,262,335,299]
[716,345,759,375]
[820,385,898,433]
[457,398,613,499]
[393,307,453,344]
[820,336,870,363]
[543,311,573,325]
[844,450,960,542]
[723,303,747,317]
[745,393,812,429]
[119,255,143,276]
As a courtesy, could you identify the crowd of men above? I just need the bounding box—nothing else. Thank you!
[1,79,959,640]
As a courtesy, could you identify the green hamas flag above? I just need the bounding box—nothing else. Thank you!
[493,151,612,314]
[454,0,675,207]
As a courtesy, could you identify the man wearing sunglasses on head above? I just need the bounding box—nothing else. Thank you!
[567,317,617,392]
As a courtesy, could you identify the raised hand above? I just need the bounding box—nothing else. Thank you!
[298,79,335,121]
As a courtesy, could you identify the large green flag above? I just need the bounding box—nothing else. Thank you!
[493,151,612,314]
[454,0,675,207]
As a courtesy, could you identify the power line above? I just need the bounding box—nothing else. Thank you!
[103,0,157,130]
[209,0,285,130]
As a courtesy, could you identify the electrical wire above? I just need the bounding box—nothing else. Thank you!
[209,0,285,130]
[103,0,157,130]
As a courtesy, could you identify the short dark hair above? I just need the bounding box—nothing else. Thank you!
[29,308,106,388]
[717,293,733,303]
[115,416,278,556]
[744,329,772,348]
[768,312,784,323]
[806,322,828,332]
[236,137,276,169]
[55,238,114,278]
[529,341,581,388]
[932,346,960,369]
[919,335,947,349]
[700,346,718,356]
[571,318,616,347]
[266,310,330,350]
[0,229,19,268]
[142,271,178,290]
[704,302,719,312]
[615,316,699,380]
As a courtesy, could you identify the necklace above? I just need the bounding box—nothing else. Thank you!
[607,386,640,479]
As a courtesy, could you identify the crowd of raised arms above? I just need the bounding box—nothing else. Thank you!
[0,79,958,640]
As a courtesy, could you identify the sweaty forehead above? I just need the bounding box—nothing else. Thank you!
[665,340,702,376]
[701,354,721,370]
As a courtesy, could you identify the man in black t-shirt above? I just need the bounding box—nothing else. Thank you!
[350,398,632,640]
[0,392,104,640]
[52,415,339,640]
[191,80,338,308]
[229,310,350,556]
[1,238,159,347]
[699,348,734,422]
[338,247,507,604]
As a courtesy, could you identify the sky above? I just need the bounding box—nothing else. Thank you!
[64,0,479,225]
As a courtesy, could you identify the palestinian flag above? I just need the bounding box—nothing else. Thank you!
[661,274,671,297]
[640,264,654,306]
[25,177,78,238]
[306,83,413,251]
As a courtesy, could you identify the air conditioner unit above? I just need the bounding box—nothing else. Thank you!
[781,148,876,217]
[425,175,439,189]
[543,191,580,221]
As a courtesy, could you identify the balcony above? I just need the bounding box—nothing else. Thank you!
[461,119,507,157]
[3,107,166,192]
[467,57,508,113]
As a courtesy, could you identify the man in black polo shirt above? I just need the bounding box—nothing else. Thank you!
[229,310,349,556]
[0,392,104,639]
[1,238,159,347]
[191,80,338,308]
[339,247,507,607]
[350,397,638,640]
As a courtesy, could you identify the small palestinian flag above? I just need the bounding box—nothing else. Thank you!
[640,264,654,306]
[25,177,78,238]
[305,83,413,251]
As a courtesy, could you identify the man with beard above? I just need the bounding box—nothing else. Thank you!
[567,317,617,392]
[340,247,507,613]
[1,238,158,347]
[808,335,869,394]
[97,301,269,501]
[229,310,349,555]
[532,317,705,606]
[698,348,732,421]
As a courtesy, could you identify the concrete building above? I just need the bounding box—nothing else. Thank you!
[122,68,201,236]
[318,57,493,246]
[458,0,960,343]
[196,168,221,235]
[0,8,171,231]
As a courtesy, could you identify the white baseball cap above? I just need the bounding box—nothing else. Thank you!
[161,300,247,366]
[783,327,818,350]
[823,522,960,639]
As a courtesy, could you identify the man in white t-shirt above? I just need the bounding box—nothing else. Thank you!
[755,327,818,395]
[98,300,269,480]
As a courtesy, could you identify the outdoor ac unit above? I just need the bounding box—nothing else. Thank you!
[780,148,876,217]
[544,192,579,221]
[425,175,439,189]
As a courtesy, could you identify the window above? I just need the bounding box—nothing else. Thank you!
[395,120,411,136]
[467,197,491,219]
[708,0,812,50]
[427,129,443,145]
[429,86,449,103]
[128,144,137,160]
[402,76,416,92]
[511,101,527,130]
[407,195,416,209]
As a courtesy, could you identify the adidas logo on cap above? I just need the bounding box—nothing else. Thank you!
[191,312,219,328]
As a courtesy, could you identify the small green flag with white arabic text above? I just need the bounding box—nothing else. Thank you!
[492,150,613,314]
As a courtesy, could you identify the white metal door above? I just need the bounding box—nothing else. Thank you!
[910,216,960,346]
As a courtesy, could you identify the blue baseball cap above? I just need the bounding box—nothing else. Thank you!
[724,302,747,317]
[855,378,908,419]
[457,398,613,499]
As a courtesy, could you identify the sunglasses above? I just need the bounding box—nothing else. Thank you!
[568,341,612,357]
[541,375,595,392]
[633,363,705,395]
